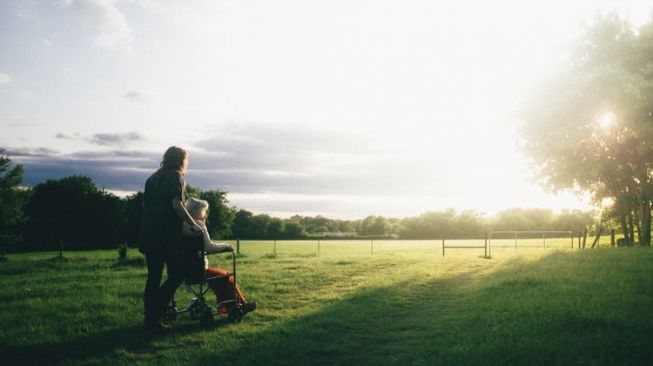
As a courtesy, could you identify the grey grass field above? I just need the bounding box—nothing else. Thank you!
[1,241,652,365]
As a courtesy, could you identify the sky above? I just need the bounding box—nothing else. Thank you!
[1,0,651,219]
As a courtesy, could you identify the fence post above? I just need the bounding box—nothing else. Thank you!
[484,233,488,258]
[488,232,492,258]
[611,230,615,247]
[274,239,277,255]
[370,239,373,255]
[442,235,445,257]
[237,239,240,254]
[119,240,127,260]
[582,228,588,249]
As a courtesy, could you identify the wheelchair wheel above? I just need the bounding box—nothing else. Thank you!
[199,309,214,326]
[228,307,243,323]
[189,298,204,320]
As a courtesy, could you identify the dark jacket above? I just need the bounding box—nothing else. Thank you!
[139,169,185,253]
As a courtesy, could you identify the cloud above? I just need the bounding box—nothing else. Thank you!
[65,0,133,51]
[4,137,484,218]
[89,132,145,146]
[56,131,145,146]
[0,72,11,85]
[8,129,400,196]
[8,147,157,191]
[194,122,380,172]
[3,121,463,216]
[55,132,80,140]
[6,147,60,157]
[124,91,151,103]
[185,122,444,197]
[2,117,31,128]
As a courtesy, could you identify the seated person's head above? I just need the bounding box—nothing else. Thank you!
[185,198,209,221]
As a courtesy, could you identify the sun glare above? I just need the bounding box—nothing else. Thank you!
[598,112,616,128]
[601,197,615,208]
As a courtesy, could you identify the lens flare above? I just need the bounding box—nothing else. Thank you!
[598,112,616,128]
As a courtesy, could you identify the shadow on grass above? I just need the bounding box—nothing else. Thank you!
[4,250,653,366]
[191,250,653,366]
[111,257,146,268]
[2,315,235,365]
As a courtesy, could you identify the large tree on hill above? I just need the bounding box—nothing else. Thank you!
[519,14,653,246]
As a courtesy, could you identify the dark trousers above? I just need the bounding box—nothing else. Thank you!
[144,249,186,322]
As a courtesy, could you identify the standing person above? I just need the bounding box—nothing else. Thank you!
[139,146,202,331]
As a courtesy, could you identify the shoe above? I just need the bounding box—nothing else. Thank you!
[145,319,172,332]
[242,301,257,315]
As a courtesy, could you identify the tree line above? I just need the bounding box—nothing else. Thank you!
[1,150,599,252]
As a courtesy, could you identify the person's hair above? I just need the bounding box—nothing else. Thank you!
[185,197,209,219]
[157,146,188,175]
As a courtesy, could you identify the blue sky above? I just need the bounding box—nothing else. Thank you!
[1,0,651,218]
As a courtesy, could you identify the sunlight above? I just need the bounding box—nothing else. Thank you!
[7,0,649,218]
[597,112,616,128]
[600,197,615,209]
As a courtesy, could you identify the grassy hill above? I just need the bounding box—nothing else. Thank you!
[1,243,652,365]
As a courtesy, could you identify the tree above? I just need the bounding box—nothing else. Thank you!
[250,214,271,238]
[123,192,143,244]
[90,191,125,248]
[231,209,254,239]
[491,208,553,232]
[0,148,25,229]
[23,176,123,250]
[267,218,284,239]
[553,209,597,233]
[455,210,485,237]
[302,215,330,234]
[282,220,305,239]
[358,216,388,236]
[184,184,203,199]
[0,148,27,256]
[519,14,653,246]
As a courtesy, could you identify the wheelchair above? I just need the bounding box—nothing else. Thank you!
[163,234,244,325]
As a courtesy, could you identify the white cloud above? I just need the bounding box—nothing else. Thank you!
[6,147,60,157]
[0,72,12,85]
[55,132,80,140]
[65,0,133,51]
[89,131,145,146]
[124,90,151,103]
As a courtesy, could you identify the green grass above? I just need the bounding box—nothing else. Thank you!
[1,242,652,365]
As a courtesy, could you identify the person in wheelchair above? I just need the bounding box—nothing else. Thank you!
[182,198,257,316]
